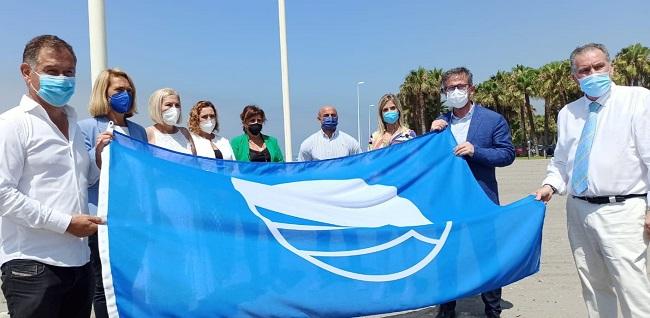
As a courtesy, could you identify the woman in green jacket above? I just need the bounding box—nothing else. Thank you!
[230,105,284,162]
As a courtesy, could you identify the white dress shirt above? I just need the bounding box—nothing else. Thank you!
[450,104,474,144]
[543,84,650,198]
[298,129,361,161]
[0,95,100,267]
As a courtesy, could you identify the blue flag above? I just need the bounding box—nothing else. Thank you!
[97,130,545,318]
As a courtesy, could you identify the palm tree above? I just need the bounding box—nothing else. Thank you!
[513,65,539,155]
[474,71,517,124]
[475,79,497,111]
[399,67,442,134]
[493,71,521,126]
[424,69,444,123]
[537,61,562,147]
[397,92,415,130]
[536,60,582,148]
[613,43,650,88]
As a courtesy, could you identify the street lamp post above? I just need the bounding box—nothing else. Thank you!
[368,104,375,145]
[356,81,365,143]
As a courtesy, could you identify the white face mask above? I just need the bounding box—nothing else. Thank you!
[162,107,180,126]
[445,88,469,109]
[199,119,216,134]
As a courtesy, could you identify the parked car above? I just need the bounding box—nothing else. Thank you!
[515,146,528,157]
[532,144,556,157]
[545,144,555,157]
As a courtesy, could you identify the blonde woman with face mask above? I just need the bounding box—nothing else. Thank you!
[187,100,234,160]
[369,94,416,150]
[145,88,196,155]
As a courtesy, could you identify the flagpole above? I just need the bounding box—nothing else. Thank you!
[278,0,293,162]
[88,0,108,85]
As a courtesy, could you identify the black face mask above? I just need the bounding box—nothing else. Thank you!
[246,123,263,136]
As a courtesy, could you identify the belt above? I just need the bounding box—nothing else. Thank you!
[572,193,647,204]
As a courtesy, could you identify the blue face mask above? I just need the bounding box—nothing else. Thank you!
[321,116,338,131]
[578,73,611,98]
[382,110,399,124]
[32,72,76,107]
[109,90,132,113]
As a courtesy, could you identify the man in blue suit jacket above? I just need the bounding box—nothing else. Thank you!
[431,67,515,318]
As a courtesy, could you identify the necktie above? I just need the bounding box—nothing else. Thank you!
[571,102,602,194]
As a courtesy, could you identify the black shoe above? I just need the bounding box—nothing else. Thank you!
[485,312,501,318]
[435,309,456,318]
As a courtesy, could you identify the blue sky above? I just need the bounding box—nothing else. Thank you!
[1,0,649,156]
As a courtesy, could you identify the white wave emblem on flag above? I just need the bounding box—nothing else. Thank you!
[232,177,452,282]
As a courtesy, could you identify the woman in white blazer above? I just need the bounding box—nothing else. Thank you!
[187,100,235,160]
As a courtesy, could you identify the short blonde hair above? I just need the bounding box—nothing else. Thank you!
[88,68,137,117]
[148,88,181,125]
[188,100,219,134]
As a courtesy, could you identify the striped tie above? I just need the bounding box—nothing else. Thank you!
[571,102,602,194]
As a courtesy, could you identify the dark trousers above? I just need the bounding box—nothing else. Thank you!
[89,233,109,318]
[1,259,92,318]
[439,287,502,317]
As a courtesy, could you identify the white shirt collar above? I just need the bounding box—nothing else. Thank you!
[19,94,77,122]
[583,83,615,109]
[451,103,475,121]
[320,129,339,139]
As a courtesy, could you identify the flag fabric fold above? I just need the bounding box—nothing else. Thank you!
[97,130,545,318]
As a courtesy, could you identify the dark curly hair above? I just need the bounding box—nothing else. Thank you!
[188,100,219,135]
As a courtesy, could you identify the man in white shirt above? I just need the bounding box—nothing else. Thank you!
[0,35,106,318]
[535,43,650,317]
[298,106,361,161]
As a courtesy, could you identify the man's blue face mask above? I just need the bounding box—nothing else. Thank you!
[31,71,76,107]
[321,116,338,131]
[578,72,611,98]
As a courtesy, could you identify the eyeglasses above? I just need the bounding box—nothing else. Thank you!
[321,114,337,118]
[442,84,470,93]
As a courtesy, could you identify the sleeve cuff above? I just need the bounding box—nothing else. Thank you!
[471,147,483,159]
[541,177,565,195]
[44,211,73,234]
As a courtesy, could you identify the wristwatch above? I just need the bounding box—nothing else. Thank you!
[543,184,557,194]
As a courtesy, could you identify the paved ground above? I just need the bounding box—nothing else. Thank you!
[375,158,587,318]
[0,159,587,317]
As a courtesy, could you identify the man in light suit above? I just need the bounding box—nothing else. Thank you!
[535,43,650,317]
[431,67,515,318]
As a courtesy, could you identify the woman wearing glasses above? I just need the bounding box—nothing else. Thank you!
[230,104,284,162]
[187,100,234,160]
[368,93,416,150]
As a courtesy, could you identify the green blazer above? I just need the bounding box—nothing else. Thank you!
[230,134,284,162]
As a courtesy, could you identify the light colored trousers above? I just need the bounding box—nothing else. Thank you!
[567,196,650,318]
